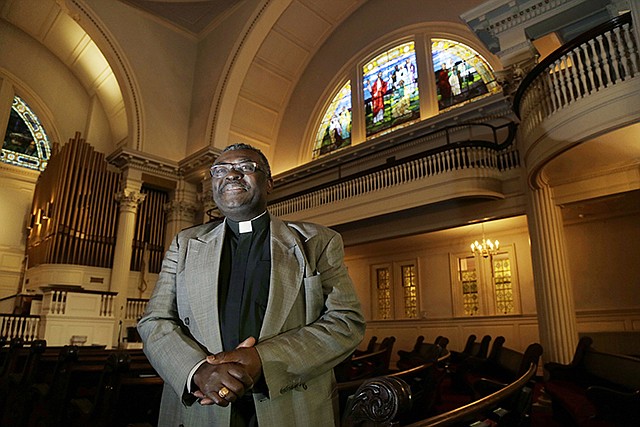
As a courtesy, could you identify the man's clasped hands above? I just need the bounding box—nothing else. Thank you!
[192,337,262,407]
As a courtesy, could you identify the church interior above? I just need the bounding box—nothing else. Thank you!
[1,0,639,425]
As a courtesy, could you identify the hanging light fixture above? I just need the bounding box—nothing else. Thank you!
[470,223,499,258]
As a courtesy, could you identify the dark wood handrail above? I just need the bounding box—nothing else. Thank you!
[513,12,632,117]
[337,351,451,392]
[408,362,537,427]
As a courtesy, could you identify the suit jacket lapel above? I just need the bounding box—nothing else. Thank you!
[185,222,225,352]
[260,218,305,339]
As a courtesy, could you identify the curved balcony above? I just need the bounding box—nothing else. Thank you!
[269,122,520,225]
[513,13,640,185]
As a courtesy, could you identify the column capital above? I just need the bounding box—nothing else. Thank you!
[115,189,146,211]
[164,199,198,222]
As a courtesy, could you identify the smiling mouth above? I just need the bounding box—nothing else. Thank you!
[221,183,248,192]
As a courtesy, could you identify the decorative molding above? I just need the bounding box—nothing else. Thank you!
[115,189,146,210]
[164,199,198,222]
[179,146,220,181]
[0,161,40,183]
[107,147,180,178]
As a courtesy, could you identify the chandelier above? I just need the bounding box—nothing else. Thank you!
[470,223,499,258]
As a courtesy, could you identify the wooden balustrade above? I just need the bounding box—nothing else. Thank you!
[0,296,148,345]
[0,314,40,343]
[270,140,519,217]
[125,298,148,321]
[514,13,639,135]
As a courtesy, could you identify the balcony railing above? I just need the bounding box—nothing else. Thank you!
[125,298,148,321]
[270,122,519,218]
[0,295,149,344]
[0,314,40,343]
[514,12,638,135]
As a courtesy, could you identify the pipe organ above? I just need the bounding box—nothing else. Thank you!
[131,186,168,274]
[27,132,170,273]
[27,133,121,268]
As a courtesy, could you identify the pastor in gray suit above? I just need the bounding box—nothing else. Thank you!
[138,143,365,426]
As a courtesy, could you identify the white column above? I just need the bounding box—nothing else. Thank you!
[198,175,222,224]
[111,180,145,347]
[164,179,199,249]
[526,174,578,364]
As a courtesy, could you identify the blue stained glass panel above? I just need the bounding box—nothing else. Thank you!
[363,41,420,137]
[2,96,51,171]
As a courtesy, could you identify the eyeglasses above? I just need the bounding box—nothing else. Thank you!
[209,161,265,178]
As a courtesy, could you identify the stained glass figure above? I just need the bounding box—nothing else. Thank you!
[363,41,419,137]
[432,39,500,110]
[313,81,352,159]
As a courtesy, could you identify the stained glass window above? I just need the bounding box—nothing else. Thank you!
[2,96,51,171]
[401,264,418,318]
[458,256,480,316]
[493,252,515,314]
[363,41,419,137]
[432,39,500,110]
[313,81,352,159]
[376,267,391,319]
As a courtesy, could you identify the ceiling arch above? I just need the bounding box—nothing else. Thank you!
[208,0,365,160]
[1,0,135,151]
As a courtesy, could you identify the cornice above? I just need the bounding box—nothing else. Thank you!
[0,161,41,184]
[106,147,180,179]
[178,146,220,182]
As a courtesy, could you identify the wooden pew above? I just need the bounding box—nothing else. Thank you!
[343,360,539,426]
[0,339,51,425]
[448,336,502,393]
[335,337,396,382]
[397,336,449,371]
[67,351,163,427]
[353,335,378,356]
[464,342,543,399]
[339,349,452,424]
[25,346,152,427]
[543,336,640,426]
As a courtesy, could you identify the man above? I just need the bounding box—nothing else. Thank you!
[138,143,365,426]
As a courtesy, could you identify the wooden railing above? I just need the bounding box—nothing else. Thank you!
[0,296,149,344]
[270,122,519,217]
[125,298,148,321]
[410,363,538,426]
[514,12,638,134]
[0,314,40,343]
[42,288,115,317]
[343,362,537,426]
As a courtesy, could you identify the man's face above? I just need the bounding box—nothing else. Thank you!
[211,149,273,221]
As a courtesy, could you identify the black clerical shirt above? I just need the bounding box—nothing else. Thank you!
[218,212,271,351]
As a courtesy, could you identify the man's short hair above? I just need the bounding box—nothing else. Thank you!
[221,143,272,178]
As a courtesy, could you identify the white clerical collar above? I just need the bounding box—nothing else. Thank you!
[238,210,268,233]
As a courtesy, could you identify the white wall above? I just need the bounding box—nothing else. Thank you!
[0,163,38,298]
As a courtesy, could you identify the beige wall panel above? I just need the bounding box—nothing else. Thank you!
[242,62,291,109]
[304,0,362,21]
[2,0,56,36]
[231,97,278,140]
[276,2,331,49]
[256,31,309,78]
[43,12,89,61]
[565,213,640,311]
[227,131,273,160]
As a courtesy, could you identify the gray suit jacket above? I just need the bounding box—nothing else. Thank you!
[138,216,365,426]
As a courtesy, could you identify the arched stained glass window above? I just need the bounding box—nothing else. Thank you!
[2,96,51,171]
[313,81,352,159]
[363,41,419,137]
[432,39,499,110]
